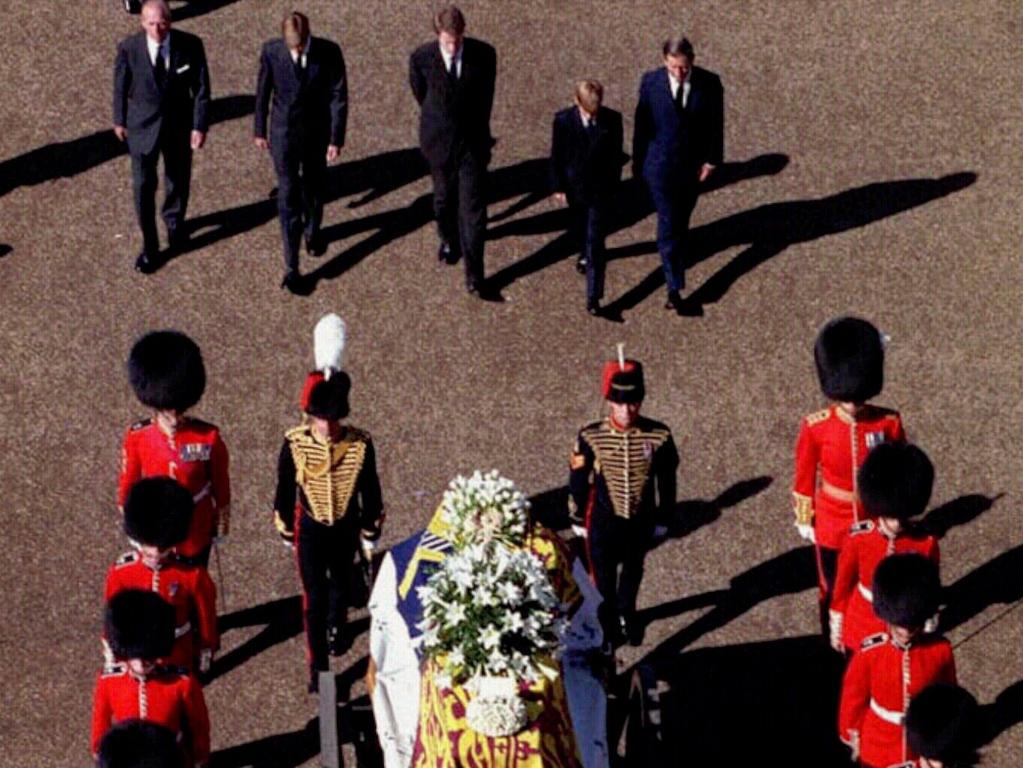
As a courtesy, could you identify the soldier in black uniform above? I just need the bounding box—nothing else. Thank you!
[569,359,679,646]
[273,375,383,692]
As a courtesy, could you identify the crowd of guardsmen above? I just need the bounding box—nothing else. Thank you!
[92,1,982,766]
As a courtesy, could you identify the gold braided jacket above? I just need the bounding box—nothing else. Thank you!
[286,424,369,526]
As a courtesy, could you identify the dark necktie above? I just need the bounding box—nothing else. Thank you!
[154,48,167,88]
[674,82,684,112]
[293,54,306,83]
[586,118,597,140]
[447,58,458,87]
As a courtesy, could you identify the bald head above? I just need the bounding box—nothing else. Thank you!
[141,0,171,43]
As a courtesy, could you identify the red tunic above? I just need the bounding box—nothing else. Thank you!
[832,522,939,653]
[104,552,219,671]
[793,404,905,550]
[91,665,210,764]
[839,633,956,768]
[119,418,230,558]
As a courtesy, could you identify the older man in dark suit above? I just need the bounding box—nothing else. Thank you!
[633,37,723,315]
[113,0,210,274]
[409,5,496,296]
[254,12,348,293]
[550,80,623,316]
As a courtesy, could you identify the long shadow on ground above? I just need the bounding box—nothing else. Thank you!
[602,171,977,317]
[0,94,254,199]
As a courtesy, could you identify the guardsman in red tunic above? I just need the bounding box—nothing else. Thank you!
[793,316,905,636]
[274,375,384,692]
[92,590,211,767]
[906,684,980,768]
[832,443,939,654]
[839,555,956,768]
[569,357,678,647]
[105,478,219,674]
[98,719,183,768]
[119,331,231,567]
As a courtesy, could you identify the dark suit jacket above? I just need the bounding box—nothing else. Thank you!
[549,106,624,206]
[253,36,348,153]
[409,38,496,167]
[112,29,211,156]
[632,66,723,188]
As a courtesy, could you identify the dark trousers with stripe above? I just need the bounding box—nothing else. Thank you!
[588,508,653,641]
[296,513,357,676]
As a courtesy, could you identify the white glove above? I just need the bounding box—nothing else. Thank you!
[571,524,588,540]
[795,522,815,543]
[198,648,213,674]
[281,538,294,550]
[847,731,860,762]
[924,613,939,634]
[360,537,377,558]
[829,610,844,652]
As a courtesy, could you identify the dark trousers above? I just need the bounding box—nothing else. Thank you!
[130,130,192,255]
[646,178,698,294]
[430,149,487,287]
[295,514,357,676]
[816,544,840,638]
[273,141,327,272]
[588,509,653,641]
[568,200,607,303]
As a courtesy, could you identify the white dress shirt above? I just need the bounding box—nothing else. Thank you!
[439,43,463,78]
[146,35,170,69]
[669,70,691,108]
[290,37,310,69]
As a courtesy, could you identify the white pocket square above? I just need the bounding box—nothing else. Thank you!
[176,64,190,73]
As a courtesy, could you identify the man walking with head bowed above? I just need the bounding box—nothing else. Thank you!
[113,0,210,274]
[633,36,723,315]
[409,5,496,297]
[254,12,348,294]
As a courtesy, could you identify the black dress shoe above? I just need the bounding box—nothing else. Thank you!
[438,242,453,263]
[575,257,588,275]
[134,251,160,274]
[280,270,302,293]
[587,298,601,316]
[304,234,326,257]
[664,291,684,312]
[466,279,479,295]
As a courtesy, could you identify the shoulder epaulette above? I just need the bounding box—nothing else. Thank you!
[805,408,831,426]
[850,520,874,535]
[861,632,888,650]
[101,662,126,677]
[130,418,152,431]
[344,425,370,443]
[115,551,139,567]
[285,424,311,441]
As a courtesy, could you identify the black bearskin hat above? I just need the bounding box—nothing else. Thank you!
[858,442,935,520]
[872,553,940,629]
[124,478,194,550]
[98,719,183,768]
[906,683,979,764]
[105,590,175,661]
[814,316,884,402]
[128,331,206,412]
[304,373,351,420]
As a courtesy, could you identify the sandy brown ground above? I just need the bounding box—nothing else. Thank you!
[1,1,1021,765]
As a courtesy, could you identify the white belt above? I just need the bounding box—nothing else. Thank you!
[870,698,904,725]
[857,582,873,602]
[174,621,192,639]
[193,483,211,503]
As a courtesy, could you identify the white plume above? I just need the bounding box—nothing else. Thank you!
[314,313,347,376]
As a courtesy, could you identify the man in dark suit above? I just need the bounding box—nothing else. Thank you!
[633,37,723,315]
[409,5,496,296]
[254,12,348,293]
[550,80,623,316]
[113,0,210,274]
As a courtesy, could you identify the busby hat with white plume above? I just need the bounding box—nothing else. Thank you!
[813,316,884,402]
[127,330,206,412]
[105,589,176,661]
[124,477,194,550]
[314,313,347,378]
[858,442,935,520]
[98,720,183,768]
[872,553,941,629]
[305,374,351,420]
